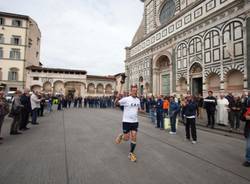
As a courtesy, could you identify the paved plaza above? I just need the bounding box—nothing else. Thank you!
[0,108,249,184]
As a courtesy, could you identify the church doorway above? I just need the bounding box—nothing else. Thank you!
[162,74,170,96]
[67,89,75,98]
[153,55,171,95]
[192,77,202,96]
[190,62,203,96]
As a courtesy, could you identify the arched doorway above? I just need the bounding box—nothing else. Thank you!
[43,81,52,93]
[153,55,171,95]
[225,70,243,93]
[87,83,95,94]
[65,82,85,97]
[178,77,187,93]
[53,81,64,95]
[206,73,220,92]
[190,63,203,96]
[96,84,104,94]
[105,84,113,95]
[31,85,42,92]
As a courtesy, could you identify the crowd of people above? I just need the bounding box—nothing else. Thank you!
[0,88,249,167]
[127,90,250,167]
[55,96,115,110]
[128,91,249,132]
[0,89,117,145]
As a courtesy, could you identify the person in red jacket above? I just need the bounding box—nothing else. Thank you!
[243,107,250,167]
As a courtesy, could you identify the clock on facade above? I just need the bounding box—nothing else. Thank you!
[159,0,176,24]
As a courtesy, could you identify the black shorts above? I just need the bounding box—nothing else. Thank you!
[122,122,139,134]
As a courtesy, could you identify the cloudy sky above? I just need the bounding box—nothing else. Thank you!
[1,0,144,75]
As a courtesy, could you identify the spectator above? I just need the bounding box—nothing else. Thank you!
[156,95,164,130]
[30,91,40,125]
[204,91,217,129]
[216,94,229,126]
[226,92,235,131]
[169,96,180,135]
[20,88,31,130]
[10,90,23,135]
[183,95,198,143]
[148,96,156,124]
[233,96,242,130]
[243,105,250,167]
[38,94,45,117]
[47,95,52,112]
[0,91,9,142]
[163,96,169,118]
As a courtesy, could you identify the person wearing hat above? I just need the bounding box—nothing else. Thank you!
[115,84,144,162]
[203,91,217,129]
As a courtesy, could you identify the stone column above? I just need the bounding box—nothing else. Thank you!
[246,17,250,90]
[202,66,206,96]
[169,64,173,95]
[187,72,190,92]
[171,48,176,93]
[220,58,225,94]
[80,84,85,97]
[94,88,97,96]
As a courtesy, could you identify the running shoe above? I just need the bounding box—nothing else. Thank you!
[115,133,123,144]
[128,152,137,162]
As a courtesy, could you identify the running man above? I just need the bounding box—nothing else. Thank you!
[115,84,144,162]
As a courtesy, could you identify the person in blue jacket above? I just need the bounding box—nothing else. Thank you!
[169,96,180,134]
[156,95,164,130]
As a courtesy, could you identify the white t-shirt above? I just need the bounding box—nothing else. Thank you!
[119,96,141,123]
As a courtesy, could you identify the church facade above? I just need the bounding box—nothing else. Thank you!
[125,0,250,97]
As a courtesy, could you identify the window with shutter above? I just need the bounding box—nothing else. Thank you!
[11,36,21,45]
[12,20,22,27]
[0,34,4,44]
[8,69,18,81]
[10,51,13,59]
[0,69,2,80]
[9,49,21,60]
[0,48,3,58]
[8,71,11,80]
[0,18,4,25]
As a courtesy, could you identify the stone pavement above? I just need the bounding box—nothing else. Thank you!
[0,108,249,184]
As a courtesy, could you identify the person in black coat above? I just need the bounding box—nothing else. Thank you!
[226,92,235,130]
[20,89,31,130]
[183,96,199,143]
[39,97,45,117]
[203,91,217,129]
